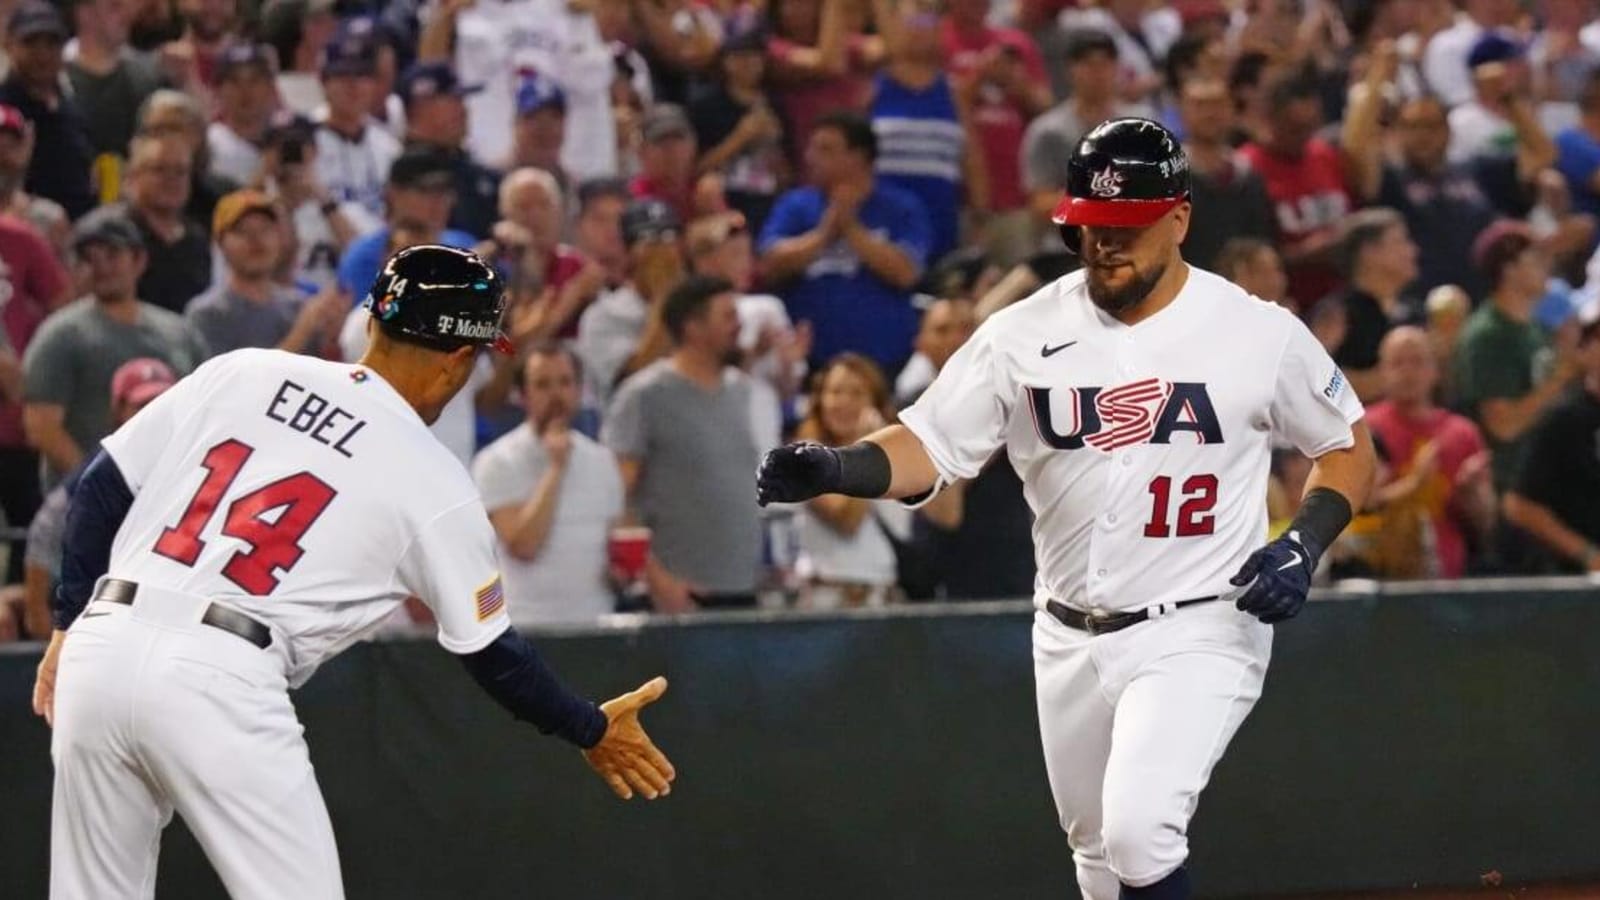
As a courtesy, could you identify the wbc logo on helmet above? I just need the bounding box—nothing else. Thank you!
[1089,165,1125,198]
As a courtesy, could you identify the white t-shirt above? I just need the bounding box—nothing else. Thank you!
[796,499,910,587]
[1446,100,1512,163]
[898,266,1364,613]
[447,0,620,179]
[207,122,263,185]
[1420,15,1487,109]
[736,292,800,453]
[574,282,648,408]
[471,422,624,625]
[100,348,511,686]
[314,121,401,221]
[338,306,490,466]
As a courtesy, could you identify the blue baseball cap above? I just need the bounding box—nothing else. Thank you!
[399,62,482,108]
[1467,32,1524,70]
[515,71,566,117]
[321,25,378,77]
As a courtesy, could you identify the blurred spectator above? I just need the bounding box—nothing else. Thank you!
[66,0,167,161]
[335,146,475,299]
[1365,326,1495,579]
[1454,220,1578,491]
[1315,208,1423,402]
[266,111,362,289]
[478,167,601,342]
[630,103,721,226]
[1178,76,1276,271]
[581,198,687,397]
[1058,0,1180,104]
[572,176,631,287]
[186,189,343,354]
[1022,30,1153,229]
[602,274,763,611]
[1528,0,1600,132]
[687,209,808,451]
[1426,283,1472,402]
[1555,69,1600,221]
[792,352,908,608]
[870,0,985,266]
[314,21,399,226]
[1213,237,1289,307]
[205,42,278,185]
[22,355,173,640]
[399,61,500,240]
[22,207,208,486]
[473,343,624,625]
[1503,299,1600,573]
[137,88,236,225]
[766,0,883,164]
[506,71,571,196]
[759,111,931,376]
[0,2,94,218]
[1421,0,1520,109]
[1239,63,1353,310]
[689,22,786,235]
[893,295,974,407]
[260,0,337,116]
[163,0,242,92]
[123,132,211,314]
[0,103,68,255]
[1447,34,1543,166]
[0,206,68,558]
[940,0,1050,267]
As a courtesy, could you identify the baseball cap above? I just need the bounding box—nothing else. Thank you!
[621,198,681,246]
[110,358,177,408]
[7,1,66,40]
[321,26,379,77]
[641,103,692,144]
[0,104,27,137]
[399,62,482,108]
[72,207,145,254]
[515,71,567,117]
[388,146,456,191]
[216,42,277,81]
[1468,32,1524,70]
[213,189,279,237]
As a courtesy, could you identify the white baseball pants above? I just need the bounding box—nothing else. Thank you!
[1032,600,1271,899]
[50,586,343,900]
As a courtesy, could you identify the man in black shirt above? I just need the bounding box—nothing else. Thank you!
[1504,301,1600,573]
[122,132,211,313]
[1314,207,1423,403]
[399,61,498,241]
[0,2,95,219]
[1177,77,1275,271]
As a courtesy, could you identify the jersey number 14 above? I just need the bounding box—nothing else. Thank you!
[153,439,338,595]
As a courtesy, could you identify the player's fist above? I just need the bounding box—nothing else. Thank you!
[756,442,842,506]
[1229,531,1315,624]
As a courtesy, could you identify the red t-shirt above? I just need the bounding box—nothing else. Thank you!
[544,244,590,340]
[1365,401,1489,579]
[768,34,876,163]
[1238,138,1352,308]
[940,19,1047,211]
[0,214,69,448]
[629,173,700,230]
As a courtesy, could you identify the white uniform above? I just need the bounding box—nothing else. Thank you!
[51,348,511,899]
[899,266,1362,895]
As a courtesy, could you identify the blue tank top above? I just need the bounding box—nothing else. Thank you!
[870,73,964,264]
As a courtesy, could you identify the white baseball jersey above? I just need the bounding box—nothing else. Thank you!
[314,122,401,221]
[98,348,510,686]
[900,266,1363,613]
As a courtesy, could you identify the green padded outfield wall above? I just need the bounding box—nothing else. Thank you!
[3,584,1599,899]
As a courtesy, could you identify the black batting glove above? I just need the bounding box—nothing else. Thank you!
[756,442,842,507]
[1229,531,1316,624]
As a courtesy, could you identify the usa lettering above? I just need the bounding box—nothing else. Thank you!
[265,380,368,459]
[1027,378,1224,451]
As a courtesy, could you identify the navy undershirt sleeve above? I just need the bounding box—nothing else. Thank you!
[55,450,135,631]
[459,628,610,749]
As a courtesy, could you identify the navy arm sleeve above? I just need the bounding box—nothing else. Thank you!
[55,450,135,631]
[459,628,610,749]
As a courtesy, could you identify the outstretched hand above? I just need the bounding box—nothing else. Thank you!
[583,677,676,800]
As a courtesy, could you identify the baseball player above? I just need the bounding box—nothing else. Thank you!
[32,245,675,900]
[757,119,1377,899]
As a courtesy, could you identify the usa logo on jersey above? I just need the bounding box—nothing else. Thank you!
[1027,378,1223,451]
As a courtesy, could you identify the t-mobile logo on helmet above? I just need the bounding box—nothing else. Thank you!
[1088,166,1124,197]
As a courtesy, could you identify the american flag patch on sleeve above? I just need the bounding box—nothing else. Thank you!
[474,575,506,621]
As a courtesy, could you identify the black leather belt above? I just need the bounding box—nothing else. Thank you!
[1046,596,1219,636]
[93,579,273,650]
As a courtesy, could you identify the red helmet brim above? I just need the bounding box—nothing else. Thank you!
[1050,195,1185,228]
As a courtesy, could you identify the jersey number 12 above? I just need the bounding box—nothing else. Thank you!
[153,439,338,594]
[1143,474,1218,538]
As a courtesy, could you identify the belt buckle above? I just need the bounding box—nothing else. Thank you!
[1083,608,1113,636]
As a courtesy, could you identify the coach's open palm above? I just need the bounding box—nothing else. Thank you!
[584,677,676,800]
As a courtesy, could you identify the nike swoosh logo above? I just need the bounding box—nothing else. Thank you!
[1277,551,1303,572]
[1041,341,1078,358]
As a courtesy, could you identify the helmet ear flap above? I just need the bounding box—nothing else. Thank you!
[1059,224,1082,255]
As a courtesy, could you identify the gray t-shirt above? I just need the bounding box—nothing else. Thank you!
[67,49,167,158]
[601,360,762,594]
[185,282,313,355]
[472,423,625,625]
[1021,100,1157,192]
[22,297,209,481]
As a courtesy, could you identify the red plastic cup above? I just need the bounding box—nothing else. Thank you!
[608,527,652,583]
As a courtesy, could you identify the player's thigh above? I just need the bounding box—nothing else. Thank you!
[1033,611,1116,834]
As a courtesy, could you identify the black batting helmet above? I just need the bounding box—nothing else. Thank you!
[364,245,513,354]
[1051,117,1191,254]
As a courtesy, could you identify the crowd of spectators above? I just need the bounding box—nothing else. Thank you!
[3,0,1600,640]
